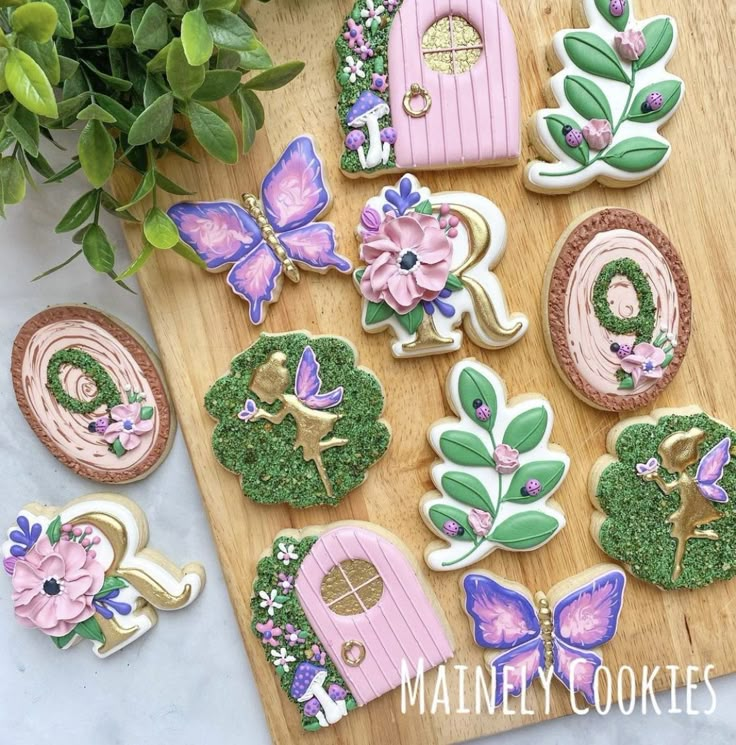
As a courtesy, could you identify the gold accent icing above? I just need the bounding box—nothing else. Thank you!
[241,194,300,283]
[250,352,347,497]
[342,640,366,667]
[536,594,554,670]
[403,84,432,118]
[96,599,155,655]
[640,428,725,581]
[401,314,454,353]
[320,560,383,616]
[422,15,483,75]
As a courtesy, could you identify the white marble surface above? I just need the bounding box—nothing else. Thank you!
[1,144,734,744]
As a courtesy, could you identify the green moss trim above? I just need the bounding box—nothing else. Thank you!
[46,348,121,415]
[251,535,357,730]
[596,412,736,589]
[205,333,390,508]
[336,1,405,174]
[592,258,656,344]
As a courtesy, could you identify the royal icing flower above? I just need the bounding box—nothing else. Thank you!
[385,0,398,11]
[360,206,382,234]
[343,56,365,83]
[256,619,283,647]
[277,543,298,565]
[583,119,613,151]
[103,402,154,451]
[343,19,364,48]
[619,342,667,386]
[371,71,389,93]
[277,573,294,594]
[284,623,305,647]
[307,643,327,665]
[259,589,283,617]
[613,29,647,61]
[357,40,374,61]
[636,457,660,476]
[468,508,493,538]
[361,0,384,28]
[360,213,454,314]
[494,444,520,475]
[11,535,105,637]
[271,647,296,672]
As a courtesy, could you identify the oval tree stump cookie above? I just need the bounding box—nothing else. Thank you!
[12,306,176,483]
[543,208,691,411]
[206,331,391,508]
[590,407,736,590]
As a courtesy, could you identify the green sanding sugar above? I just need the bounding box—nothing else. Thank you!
[205,333,390,508]
[596,412,736,589]
[250,535,357,731]
[47,348,121,415]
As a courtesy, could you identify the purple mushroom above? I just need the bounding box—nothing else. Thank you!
[328,684,348,717]
[290,662,347,727]
[345,130,366,153]
[303,696,326,727]
[346,91,391,170]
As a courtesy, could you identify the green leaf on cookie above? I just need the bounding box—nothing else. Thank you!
[441,471,493,513]
[502,460,567,504]
[439,431,495,468]
[502,407,549,453]
[428,505,474,542]
[563,75,613,123]
[563,32,630,83]
[628,81,682,124]
[601,137,669,172]
[490,512,560,549]
[545,114,590,166]
[635,18,675,70]
[458,367,497,431]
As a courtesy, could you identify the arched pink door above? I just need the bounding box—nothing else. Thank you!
[295,525,453,705]
[388,0,520,169]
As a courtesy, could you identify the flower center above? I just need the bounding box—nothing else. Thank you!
[643,360,654,372]
[123,419,134,431]
[43,578,62,596]
[398,250,419,272]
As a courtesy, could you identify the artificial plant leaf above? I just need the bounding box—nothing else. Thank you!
[170,239,206,267]
[76,103,117,123]
[181,8,214,66]
[563,32,629,83]
[100,190,138,221]
[44,158,81,184]
[186,100,238,164]
[601,137,669,172]
[204,9,254,51]
[94,94,137,132]
[17,37,60,85]
[116,242,154,280]
[81,59,132,91]
[243,61,305,91]
[87,0,124,29]
[0,156,26,204]
[78,120,115,188]
[5,48,58,118]
[55,91,90,120]
[237,39,273,71]
[117,169,156,211]
[144,206,180,249]
[127,92,174,146]
[46,0,74,39]
[6,105,39,156]
[55,189,98,233]
[82,223,116,273]
[167,38,206,100]
[194,69,242,101]
[32,249,82,281]
[239,88,264,129]
[10,2,58,43]
[134,2,169,53]
[27,150,55,179]
[108,23,134,48]
[154,171,194,195]
[563,75,613,123]
[236,88,256,153]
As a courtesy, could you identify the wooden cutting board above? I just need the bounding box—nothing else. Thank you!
[113,0,736,742]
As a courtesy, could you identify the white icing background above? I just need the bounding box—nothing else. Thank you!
[0,133,733,744]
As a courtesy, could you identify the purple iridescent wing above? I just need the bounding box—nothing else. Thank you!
[226,243,283,325]
[696,437,731,503]
[552,568,626,650]
[279,224,352,273]
[294,345,343,410]
[463,573,541,650]
[488,638,545,707]
[261,136,330,234]
[167,201,262,270]
[552,639,602,705]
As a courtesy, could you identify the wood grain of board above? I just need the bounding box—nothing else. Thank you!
[112,1,736,742]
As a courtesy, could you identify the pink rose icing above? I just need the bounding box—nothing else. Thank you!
[613,29,647,61]
[583,119,613,151]
[103,402,154,451]
[360,213,453,314]
[12,535,105,636]
[619,342,666,387]
[177,210,251,261]
[468,508,493,537]
[494,444,520,474]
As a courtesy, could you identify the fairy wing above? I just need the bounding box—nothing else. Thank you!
[462,573,541,650]
[168,201,262,270]
[279,224,352,273]
[696,437,731,503]
[552,639,602,706]
[261,136,331,234]
[552,568,626,651]
[488,638,546,707]
[294,345,344,410]
[226,243,283,325]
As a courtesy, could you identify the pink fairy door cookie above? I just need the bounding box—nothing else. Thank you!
[336,1,521,177]
[252,522,454,730]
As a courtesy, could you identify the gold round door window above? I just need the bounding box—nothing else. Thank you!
[320,559,384,616]
[422,15,484,75]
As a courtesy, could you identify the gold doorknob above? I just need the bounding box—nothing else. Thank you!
[341,640,366,667]
[403,83,432,118]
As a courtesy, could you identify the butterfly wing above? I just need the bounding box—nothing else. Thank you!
[279,224,352,273]
[261,136,331,234]
[462,573,541,650]
[552,567,626,651]
[696,437,731,503]
[168,201,262,270]
[226,243,283,325]
[295,345,344,410]
[488,637,545,707]
[552,639,602,705]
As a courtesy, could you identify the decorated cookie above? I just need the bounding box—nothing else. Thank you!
[169,135,351,325]
[543,208,690,411]
[462,565,626,705]
[335,1,520,177]
[3,494,205,657]
[525,0,684,194]
[205,332,390,508]
[252,522,454,730]
[12,306,175,483]
[591,407,736,589]
[421,359,569,571]
[354,175,528,358]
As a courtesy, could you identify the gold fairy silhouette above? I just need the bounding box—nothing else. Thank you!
[637,429,732,581]
[243,346,347,496]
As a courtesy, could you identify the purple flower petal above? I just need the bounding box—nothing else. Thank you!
[16,515,29,535]
[435,299,455,317]
[422,301,435,315]
[9,530,28,545]
[10,545,26,557]
[3,556,17,575]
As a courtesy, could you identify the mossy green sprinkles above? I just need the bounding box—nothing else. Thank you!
[206,333,390,508]
[46,348,121,415]
[595,412,736,589]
